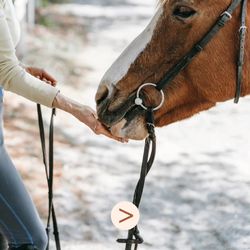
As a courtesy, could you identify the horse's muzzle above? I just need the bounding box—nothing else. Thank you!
[97,92,140,127]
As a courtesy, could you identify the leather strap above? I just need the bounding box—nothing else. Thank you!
[235,0,248,103]
[117,109,156,250]
[37,105,61,250]
[156,0,244,104]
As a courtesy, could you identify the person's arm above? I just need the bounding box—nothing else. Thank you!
[0,5,59,107]
[52,93,127,142]
[0,4,127,142]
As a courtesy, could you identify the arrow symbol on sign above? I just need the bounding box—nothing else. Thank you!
[119,208,134,223]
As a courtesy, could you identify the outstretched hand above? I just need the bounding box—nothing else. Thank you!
[75,106,128,143]
[25,66,57,86]
[52,93,128,143]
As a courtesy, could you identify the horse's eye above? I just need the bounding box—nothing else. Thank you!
[173,6,196,19]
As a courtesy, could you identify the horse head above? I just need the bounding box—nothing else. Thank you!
[96,0,250,140]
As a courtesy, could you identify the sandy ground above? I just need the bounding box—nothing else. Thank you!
[2,1,250,250]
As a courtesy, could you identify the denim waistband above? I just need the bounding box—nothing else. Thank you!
[0,88,3,103]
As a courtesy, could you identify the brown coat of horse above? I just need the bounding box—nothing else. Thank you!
[96,0,250,140]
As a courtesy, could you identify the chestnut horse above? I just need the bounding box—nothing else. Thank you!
[95,0,250,140]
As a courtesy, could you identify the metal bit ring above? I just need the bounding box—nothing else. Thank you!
[135,83,165,111]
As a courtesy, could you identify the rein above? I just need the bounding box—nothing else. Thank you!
[118,0,248,249]
[37,104,61,250]
[117,109,156,250]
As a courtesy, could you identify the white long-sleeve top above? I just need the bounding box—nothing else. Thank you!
[0,0,59,107]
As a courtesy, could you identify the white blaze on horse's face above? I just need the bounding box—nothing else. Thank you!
[99,6,163,94]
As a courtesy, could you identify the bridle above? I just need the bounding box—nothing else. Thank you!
[155,0,248,104]
[118,0,248,249]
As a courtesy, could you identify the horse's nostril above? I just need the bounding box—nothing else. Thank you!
[96,85,109,105]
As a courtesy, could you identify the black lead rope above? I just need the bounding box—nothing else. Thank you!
[37,104,61,250]
[117,109,156,250]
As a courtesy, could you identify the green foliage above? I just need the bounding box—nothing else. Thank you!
[37,14,56,27]
[37,0,71,26]
[39,0,50,7]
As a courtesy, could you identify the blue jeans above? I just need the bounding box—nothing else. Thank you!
[0,89,47,250]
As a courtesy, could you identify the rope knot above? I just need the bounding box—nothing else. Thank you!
[117,227,144,250]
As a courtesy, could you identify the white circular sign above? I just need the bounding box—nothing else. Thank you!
[111,201,140,230]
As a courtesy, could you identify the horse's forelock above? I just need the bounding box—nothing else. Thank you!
[158,0,169,4]
[157,0,169,7]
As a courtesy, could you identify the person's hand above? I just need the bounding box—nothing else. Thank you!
[76,106,128,143]
[52,93,128,143]
[25,66,57,86]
